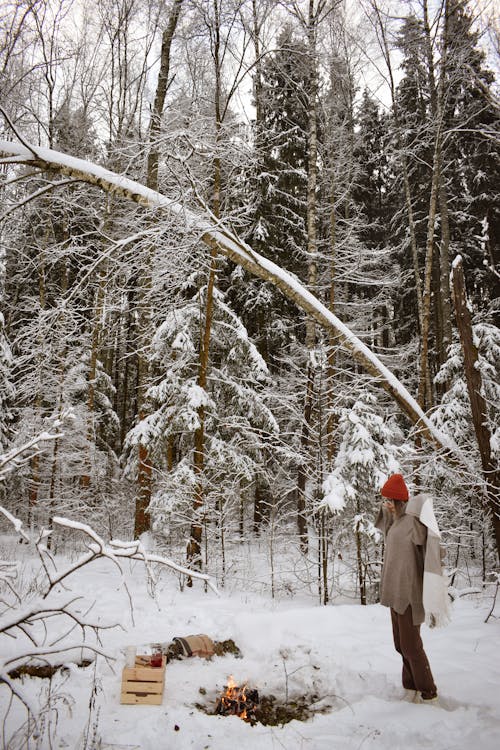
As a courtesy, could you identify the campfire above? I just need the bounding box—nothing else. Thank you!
[215,675,259,723]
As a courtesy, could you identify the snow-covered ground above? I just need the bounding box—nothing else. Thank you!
[1,542,499,750]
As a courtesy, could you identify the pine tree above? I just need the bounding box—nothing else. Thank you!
[238,26,310,362]
[441,0,500,314]
[322,389,401,603]
[432,319,500,569]
[348,90,395,351]
[389,14,432,354]
[123,285,279,567]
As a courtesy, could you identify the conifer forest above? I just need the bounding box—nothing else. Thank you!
[0,0,499,606]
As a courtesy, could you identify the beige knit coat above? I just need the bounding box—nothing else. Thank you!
[375,504,427,625]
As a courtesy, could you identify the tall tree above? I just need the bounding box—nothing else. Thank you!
[134,0,185,537]
[451,258,500,558]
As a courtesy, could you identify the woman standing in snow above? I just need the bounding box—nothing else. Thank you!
[375,473,450,704]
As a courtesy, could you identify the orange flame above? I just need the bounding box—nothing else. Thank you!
[220,675,249,719]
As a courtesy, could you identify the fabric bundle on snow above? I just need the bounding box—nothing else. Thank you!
[171,633,215,658]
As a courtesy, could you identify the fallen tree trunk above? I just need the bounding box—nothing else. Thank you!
[0,137,460,458]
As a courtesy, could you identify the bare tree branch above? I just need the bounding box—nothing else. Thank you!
[0,177,85,222]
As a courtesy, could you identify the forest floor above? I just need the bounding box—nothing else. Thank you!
[1,534,499,750]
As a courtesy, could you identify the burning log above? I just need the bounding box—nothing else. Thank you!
[215,676,259,723]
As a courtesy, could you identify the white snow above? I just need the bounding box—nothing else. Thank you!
[322,475,351,511]
[186,383,211,410]
[1,546,499,750]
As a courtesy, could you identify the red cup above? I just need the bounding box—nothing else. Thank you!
[150,651,162,668]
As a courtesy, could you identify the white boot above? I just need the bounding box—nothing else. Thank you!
[403,689,419,702]
[421,695,439,706]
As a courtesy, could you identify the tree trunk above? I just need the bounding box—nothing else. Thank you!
[253,478,265,533]
[438,169,452,361]
[134,0,184,537]
[251,0,263,129]
[297,2,320,553]
[47,256,69,548]
[81,238,108,489]
[321,509,329,605]
[118,290,135,449]
[188,248,217,575]
[297,363,315,552]
[355,517,366,605]
[326,180,337,464]
[146,0,184,190]
[187,0,223,574]
[402,165,424,330]
[417,135,441,412]
[134,297,153,538]
[423,0,453,368]
[29,225,49,519]
[370,0,423,329]
[451,258,500,561]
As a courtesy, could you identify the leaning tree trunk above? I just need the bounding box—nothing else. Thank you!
[146,0,184,190]
[0,137,463,456]
[451,258,500,561]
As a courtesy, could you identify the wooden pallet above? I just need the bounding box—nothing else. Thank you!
[120,655,166,705]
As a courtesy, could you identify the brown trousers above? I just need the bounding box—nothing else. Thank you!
[391,606,437,699]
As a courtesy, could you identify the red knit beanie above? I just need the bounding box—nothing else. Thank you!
[380,474,409,501]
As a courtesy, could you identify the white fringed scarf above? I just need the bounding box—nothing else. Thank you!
[406,494,452,628]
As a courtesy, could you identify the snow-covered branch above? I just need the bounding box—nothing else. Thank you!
[0,507,30,543]
[0,508,217,723]
[0,420,66,483]
[50,516,218,594]
[0,135,464,461]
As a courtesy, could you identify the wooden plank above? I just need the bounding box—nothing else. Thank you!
[122,666,165,682]
[122,670,163,682]
[120,692,163,705]
[122,681,163,693]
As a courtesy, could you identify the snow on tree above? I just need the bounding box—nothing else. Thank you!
[0,312,13,453]
[123,284,279,559]
[0,135,463,455]
[322,389,402,604]
[431,320,500,572]
[432,324,500,458]
[0,173,15,456]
